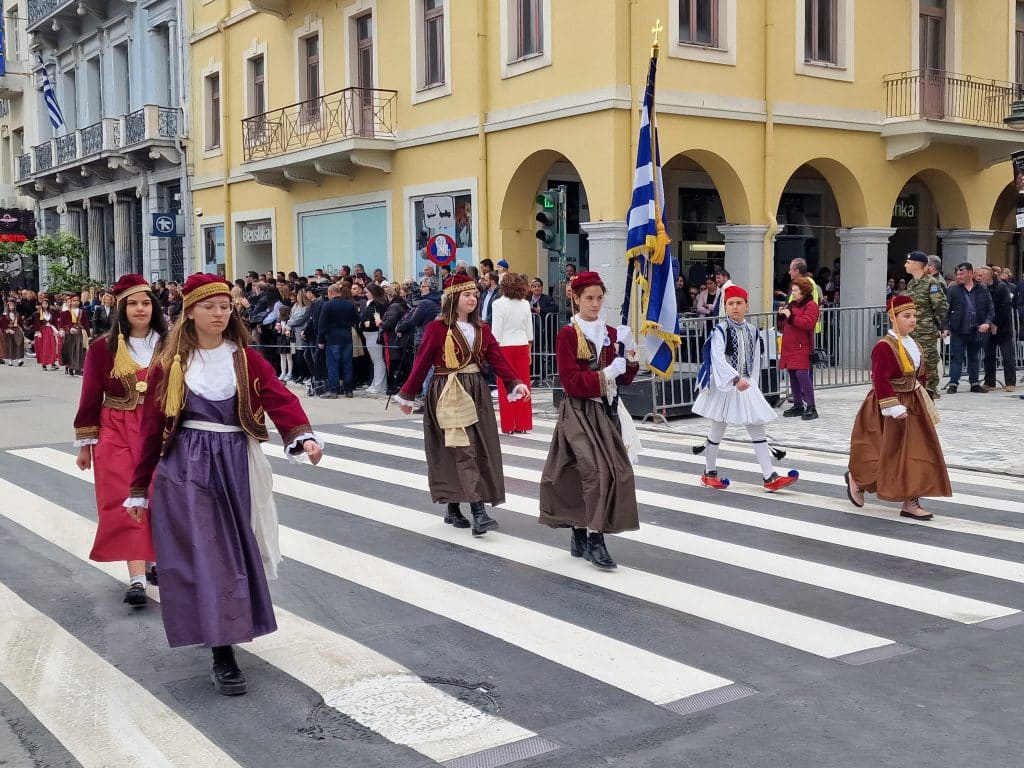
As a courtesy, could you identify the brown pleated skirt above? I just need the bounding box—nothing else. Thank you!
[422,371,506,505]
[3,327,24,360]
[539,397,639,534]
[848,388,952,502]
[60,329,87,370]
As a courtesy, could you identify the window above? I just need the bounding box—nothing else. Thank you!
[302,35,320,122]
[9,12,19,61]
[249,55,266,117]
[423,0,445,87]
[679,0,718,47]
[805,0,837,64]
[205,73,221,149]
[202,224,226,277]
[515,0,543,60]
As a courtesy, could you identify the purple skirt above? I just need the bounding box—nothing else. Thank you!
[150,392,277,648]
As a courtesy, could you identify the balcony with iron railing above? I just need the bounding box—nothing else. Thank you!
[240,86,398,187]
[882,69,1024,166]
[16,104,182,188]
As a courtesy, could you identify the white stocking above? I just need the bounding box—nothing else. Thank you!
[704,420,727,472]
[747,423,774,478]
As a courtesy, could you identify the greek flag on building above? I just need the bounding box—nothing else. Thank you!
[36,55,65,131]
[623,53,679,379]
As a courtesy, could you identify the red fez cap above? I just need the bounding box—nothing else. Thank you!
[111,274,150,303]
[569,271,604,294]
[443,273,477,296]
[724,285,749,303]
[886,294,915,315]
[182,273,232,309]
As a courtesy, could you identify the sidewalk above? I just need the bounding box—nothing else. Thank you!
[632,383,1024,476]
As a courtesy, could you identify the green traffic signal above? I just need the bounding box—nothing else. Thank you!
[535,188,564,253]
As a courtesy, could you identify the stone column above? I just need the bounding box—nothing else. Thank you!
[111,193,134,277]
[67,207,85,242]
[938,230,993,274]
[86,202,106,283]
[580,220,629,324]
[836,227,896,368]
[717,224,771,313]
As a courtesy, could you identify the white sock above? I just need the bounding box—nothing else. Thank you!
[747,424,774,477]
[129,575,146,588]
[704,421,727,473]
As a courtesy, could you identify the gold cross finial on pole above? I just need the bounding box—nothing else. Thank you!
[651,19,663,57]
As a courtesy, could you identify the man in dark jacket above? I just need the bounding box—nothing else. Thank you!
[479,271,500,324]
[944,262,994,394]
[316,284,359,398]
[977,266,1016,392]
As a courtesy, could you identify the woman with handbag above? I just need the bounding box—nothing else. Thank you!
[778,276,820,420]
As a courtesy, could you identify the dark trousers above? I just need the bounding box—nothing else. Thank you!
[788,368,815,407]
[948,332,983,386]
[325,335,353,394]
[984,332,1017,387]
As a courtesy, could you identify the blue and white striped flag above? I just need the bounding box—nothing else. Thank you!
[623,53,679,379]
[36,54,64,131]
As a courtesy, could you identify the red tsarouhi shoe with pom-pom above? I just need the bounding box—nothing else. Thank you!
[764,470,799,492]
[700,471,730,490]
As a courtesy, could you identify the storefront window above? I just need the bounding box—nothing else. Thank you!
[202,225,226,277]
[412,191,473,278]
[300,204,388,278]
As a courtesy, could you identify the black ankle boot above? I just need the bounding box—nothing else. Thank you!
[585,532,617,570]
[782,404,805,417]
[570,527,588,558]
[211,645,247,696]
[800,406,819,421]
[469,502,498,536]
[444,503,470,529]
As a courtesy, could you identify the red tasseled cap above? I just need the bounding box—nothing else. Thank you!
[111,274,150,303]
[724,285,748,303]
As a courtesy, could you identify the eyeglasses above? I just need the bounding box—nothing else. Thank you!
[196,302,232,313]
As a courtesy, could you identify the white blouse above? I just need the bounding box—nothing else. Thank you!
[128,331,159,369]
[186,341,238,401]
[491,297,534,346]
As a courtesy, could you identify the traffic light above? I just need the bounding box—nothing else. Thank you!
[535,187,565,254]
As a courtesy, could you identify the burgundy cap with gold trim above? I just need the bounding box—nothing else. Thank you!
[569,271,604,294]
[443,273,477,296]
[182,273,232,310]
[886,294,914,315]
[112,274,150,303]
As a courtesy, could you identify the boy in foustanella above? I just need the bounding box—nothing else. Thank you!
[845,294,951,520]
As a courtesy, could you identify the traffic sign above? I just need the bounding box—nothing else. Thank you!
[425,234,457,266]
[151,213,177,237]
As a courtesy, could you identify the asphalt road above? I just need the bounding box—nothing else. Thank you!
[1,364,1023,767]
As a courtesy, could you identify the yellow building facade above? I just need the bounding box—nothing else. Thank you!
[187,0,1024,310]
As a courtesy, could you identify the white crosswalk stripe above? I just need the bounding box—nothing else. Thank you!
[2,420,1023,767]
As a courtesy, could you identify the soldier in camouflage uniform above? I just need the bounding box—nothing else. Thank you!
[903,251,949,398]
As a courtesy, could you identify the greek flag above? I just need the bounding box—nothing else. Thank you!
[623,53,679,379]
[36,54,64,130]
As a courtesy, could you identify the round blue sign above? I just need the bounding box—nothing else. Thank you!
[426,234,457,267]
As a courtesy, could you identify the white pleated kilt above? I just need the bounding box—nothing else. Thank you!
[693,385,778,425]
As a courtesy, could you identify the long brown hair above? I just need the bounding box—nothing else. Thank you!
[153,308,249,407]
[105,288,168,359]
[440,288,481,328]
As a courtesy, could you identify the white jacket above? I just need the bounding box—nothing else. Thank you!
[490,297,534,346]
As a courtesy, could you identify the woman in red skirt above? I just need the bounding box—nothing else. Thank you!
[490,272,534,434]
[74,275,167,606]
[34,297,60,369]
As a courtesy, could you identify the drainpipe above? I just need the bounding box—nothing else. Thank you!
[762,0,778,310]
[173,0,193,274]
[217,3,232,277]
[476,0,489,264]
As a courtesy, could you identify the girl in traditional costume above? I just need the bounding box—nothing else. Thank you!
[1,299,26,365]
[538,271,642,570]
[694,285,800,492]
[34,297,59,370]
[74,275,165,606]
[124,274,323,696]
[395,273,530,536]
[58,293,90,376]
[845,294,950,520]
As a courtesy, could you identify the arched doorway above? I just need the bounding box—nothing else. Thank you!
[888,169,969,277]
[989,183,1022,276]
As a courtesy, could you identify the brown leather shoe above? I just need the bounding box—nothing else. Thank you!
[1005,385,1017,393]
[844,471,864,508]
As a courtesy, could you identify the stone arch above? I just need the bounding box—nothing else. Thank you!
[888,168,971,231]
[775,156,869,228]
[663,149,751,225]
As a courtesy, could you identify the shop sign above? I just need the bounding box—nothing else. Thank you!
[242,220,273,244]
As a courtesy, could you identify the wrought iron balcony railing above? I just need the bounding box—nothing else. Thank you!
[16,105,182,183]
[27,0,74,28]
[884,69,1024,128]
[241,86,397,163]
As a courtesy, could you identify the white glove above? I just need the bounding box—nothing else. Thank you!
[615,325,635,350]
[604,357,627,382]
[881,404,907,419]
[507,383,531,402]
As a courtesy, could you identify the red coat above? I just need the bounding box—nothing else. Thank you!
[871,336,926,410]
[398,320,522,401]
[73,341,152,441]
[778,298,819,371]
[556,324,639,399]
[58,307,91,334]
[129,346,314,498]
[0,312,19,332]
[34,311,58,333]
